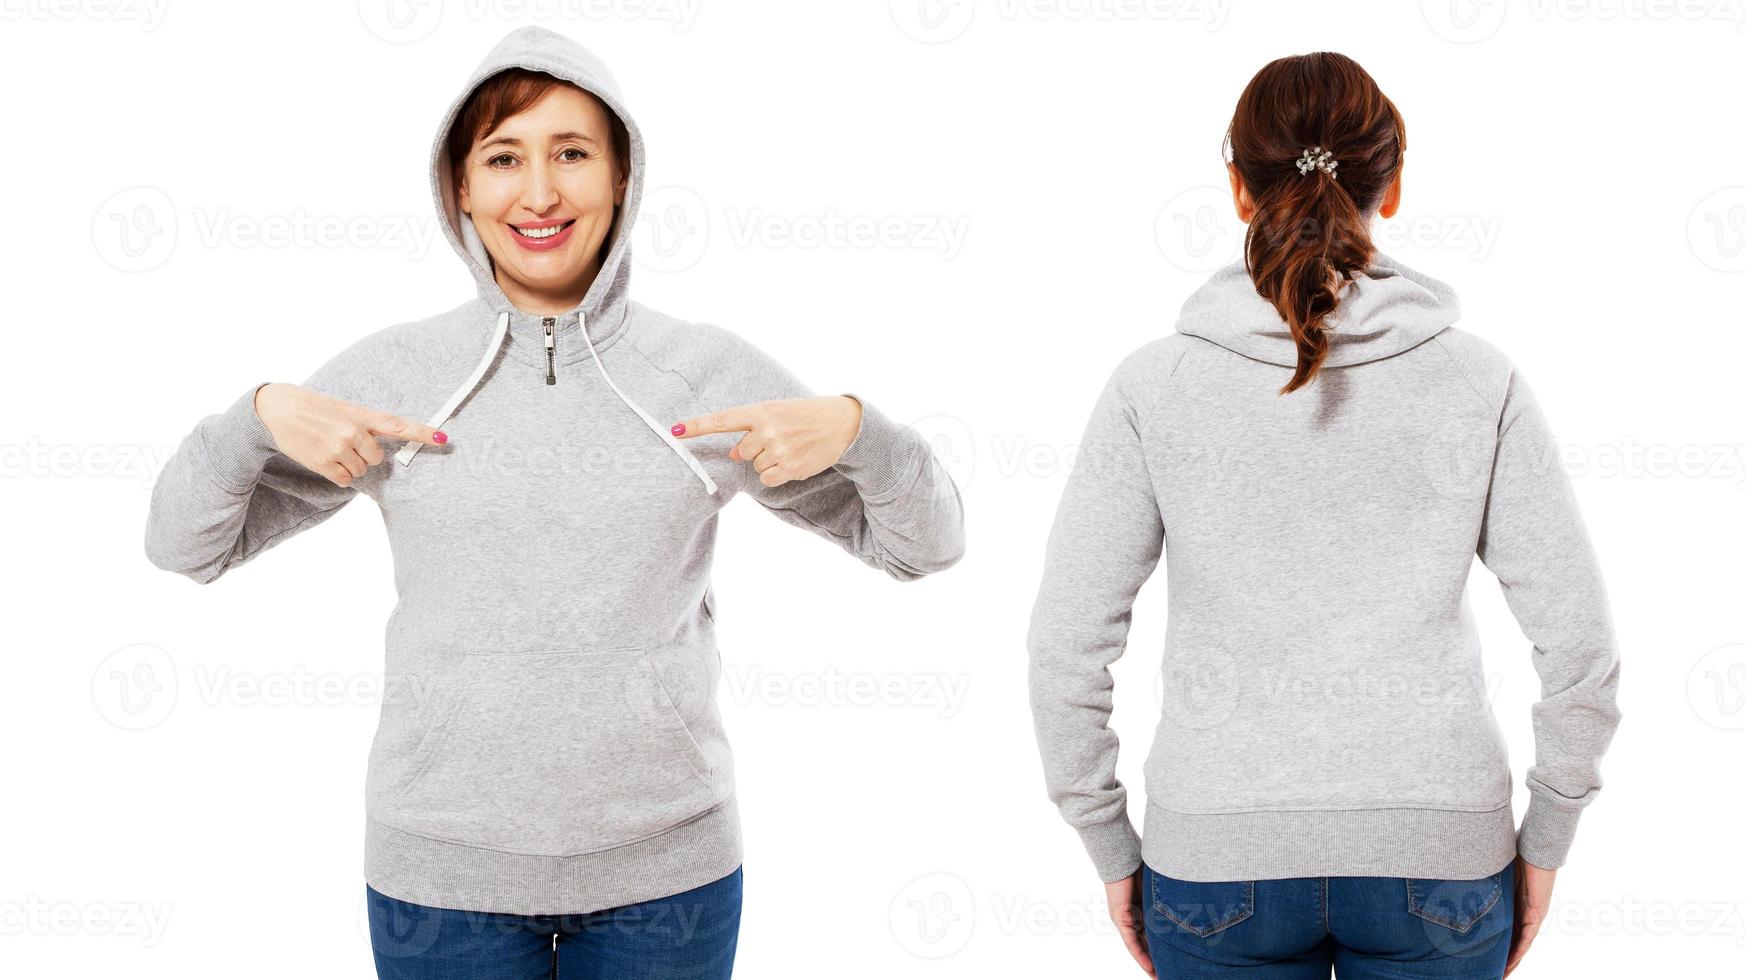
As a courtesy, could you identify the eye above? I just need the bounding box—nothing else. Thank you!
[486,153,517,169]
[559,147,589,162]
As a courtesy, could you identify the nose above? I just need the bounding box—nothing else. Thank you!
[521,157,560,214]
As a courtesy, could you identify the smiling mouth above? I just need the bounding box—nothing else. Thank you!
[509,219,576,240]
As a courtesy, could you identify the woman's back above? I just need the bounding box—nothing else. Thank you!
[1030,251,1618,884]
[1027,52,1620,905]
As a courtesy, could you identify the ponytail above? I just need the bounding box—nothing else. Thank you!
[1226,53,1406,394]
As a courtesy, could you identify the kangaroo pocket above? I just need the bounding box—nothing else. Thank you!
[382,647,723,857]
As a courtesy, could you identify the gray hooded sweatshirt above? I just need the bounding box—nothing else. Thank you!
[1028,253,1621,883]
[144,26,965,915]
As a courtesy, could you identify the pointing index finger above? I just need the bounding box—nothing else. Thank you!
[672,403,761,439]
[367,411,447,446]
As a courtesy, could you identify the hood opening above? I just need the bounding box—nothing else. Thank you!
[397,26,716,494]
[430,30,644,324]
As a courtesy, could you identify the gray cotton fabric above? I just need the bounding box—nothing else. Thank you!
[1028,252,1622,883]
[144,25,965,915]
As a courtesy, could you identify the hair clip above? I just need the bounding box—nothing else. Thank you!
[1296,146,1338,179]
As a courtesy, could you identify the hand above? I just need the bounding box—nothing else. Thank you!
[253,383,446,487]
[1105,870,1156,977]
[1504,857,1555,977]
[670,395,862,488]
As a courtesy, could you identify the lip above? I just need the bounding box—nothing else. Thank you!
[507,218,577,252]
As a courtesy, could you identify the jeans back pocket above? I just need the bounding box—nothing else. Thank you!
[1405,870,1504,934]
[1148,868,1255,938]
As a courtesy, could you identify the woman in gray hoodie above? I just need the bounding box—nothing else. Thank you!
[1027,53,1620,979]
[144,26,964,979]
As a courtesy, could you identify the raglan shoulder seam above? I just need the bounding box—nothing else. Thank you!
[1134,333,1198,435]
[620,323,719,420]
[1429,331,1506,420]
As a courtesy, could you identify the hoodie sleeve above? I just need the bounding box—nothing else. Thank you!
[144,332,391,585]
[755,392,965,581]
[1476,367,1623,870]
[681,326,965,581]
[1026,350,1166,882]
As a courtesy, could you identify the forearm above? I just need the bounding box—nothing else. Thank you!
[144,382,355,583]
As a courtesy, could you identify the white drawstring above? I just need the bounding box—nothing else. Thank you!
[395,309,716,495]
[395,311,511,466]
[578,312,719,495]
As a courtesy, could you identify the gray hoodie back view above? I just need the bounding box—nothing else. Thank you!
[144,26,964,916]
[1028,253,1621,883]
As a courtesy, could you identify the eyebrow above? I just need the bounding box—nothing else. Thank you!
[478,132,601,151]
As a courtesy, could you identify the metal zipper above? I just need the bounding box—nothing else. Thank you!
[542,316,557,385]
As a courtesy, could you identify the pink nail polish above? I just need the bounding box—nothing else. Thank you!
[433,431,448,444]
[671,423,686,436]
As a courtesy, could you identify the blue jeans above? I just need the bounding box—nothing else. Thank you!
[366,865,743,979]
[1142,859,1514,978]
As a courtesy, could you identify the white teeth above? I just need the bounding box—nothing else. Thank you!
[513,222,569,239]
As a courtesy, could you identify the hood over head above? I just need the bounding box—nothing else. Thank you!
[431,24,643,328]
[395,26,715,493]
[1174,251,1461,369]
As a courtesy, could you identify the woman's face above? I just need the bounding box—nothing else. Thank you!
[457,85,627,311]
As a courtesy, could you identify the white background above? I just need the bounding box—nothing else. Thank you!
[4,0,1743,976]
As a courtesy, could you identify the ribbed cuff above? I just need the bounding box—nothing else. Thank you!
[831,394,920,498]
[199,382,282,492]
[1517,792,1586,870]
[1077,814,1143,883]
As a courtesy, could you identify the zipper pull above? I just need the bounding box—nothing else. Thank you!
[543,316,556,385]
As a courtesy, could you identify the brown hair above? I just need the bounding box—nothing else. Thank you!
[446,67,630,186]
[1225,53,1406,394]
